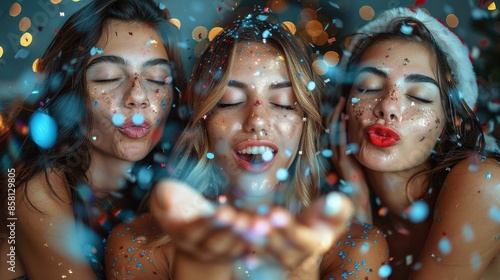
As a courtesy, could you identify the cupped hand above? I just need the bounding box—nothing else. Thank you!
[328,96,372,223]
[150,179,251,262]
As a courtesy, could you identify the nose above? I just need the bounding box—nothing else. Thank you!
[243,105,267,134]
[123,77,150,109]
[373,90,403,123]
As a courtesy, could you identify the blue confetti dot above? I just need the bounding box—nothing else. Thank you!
[29,111,58,149]
[307,81,316,91]
[351,97,360,104]
[378,264,392,277]
[408,200,429,223]
[322,149,333,157]
[276,168,288,181]
[132,114,145,125]
[112,113,125,126]
[486,171,491,179]
[489,206,500,223]
[206,152,215,159]
[438,237,451,255]
[94,100,98,106]
[462,224,474,242]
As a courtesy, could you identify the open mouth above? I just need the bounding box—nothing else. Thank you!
[236,146,275,170]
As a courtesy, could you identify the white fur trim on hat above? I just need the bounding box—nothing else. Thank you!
[342,7,478,110]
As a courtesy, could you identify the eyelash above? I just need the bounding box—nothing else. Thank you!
[272,103,296,110]
[357,88,381,94]
[217,102,242,108]
[409,96,432,103]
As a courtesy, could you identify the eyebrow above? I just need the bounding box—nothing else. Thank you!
[87,55,171,70]
[405,73,439,87]
[357,67,439,86]
[227,80,292,89]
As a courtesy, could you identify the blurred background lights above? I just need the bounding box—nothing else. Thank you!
[267,0,288,13]
[324,51,340,67]
[0,46,3,58]
[50,0,62,4]
[488,2,497,10]
[446,13,459,28]
[20,32,33,47]
[169,18,181,29]
[359,5,375,21]
[208,27,223,41]
[192,25,208,42]
[281,21,296,34]
[312,59,329,75]
[305,20,323,37]
[32,58,40,73]
[19,17,31,32]
[9,2,21,17]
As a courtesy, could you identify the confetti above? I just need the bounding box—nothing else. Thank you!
[275,168,288,181]
[407,200,429,223]
[262,150,273,162]
[378,264,392,277]
[307,81,316,91]
[351,97,360,104]
[112,113,125,126]
[321,149,333,157]
[438,237,451,255]
[132,114,145,125]
[206,152,215,159]
[28,111,57,149]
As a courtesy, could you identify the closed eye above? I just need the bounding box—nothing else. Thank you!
[216,102,243,108]
[94,78,120,83]
[272,103,296,110]
[146,79,168,86]
[409,95,432,103]
[358,88,382,94]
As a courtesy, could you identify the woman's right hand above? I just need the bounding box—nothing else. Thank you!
[328,96,372,224]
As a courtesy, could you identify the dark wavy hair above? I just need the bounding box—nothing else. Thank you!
[0,0,186,216]
[338,17,494,200]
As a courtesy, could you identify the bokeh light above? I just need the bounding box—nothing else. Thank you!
[208,27,223,41]
[267,0,288,13]
[324,51,340,67]
[359,5,375,21]
[50,0,62,4]
[488,2,497,10]
[305,20,323,37]
[32,58,41,73]
[19,17,31,32]
[0,46,3,58]
[169,18,181,29]
[446,14,459,28]
[312,59,328,75]
[9,2,22,17]
[281,21,296,35]
[20,32,33,47]
[192,26,208,42]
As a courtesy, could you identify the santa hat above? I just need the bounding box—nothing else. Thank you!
[341,7,478,111]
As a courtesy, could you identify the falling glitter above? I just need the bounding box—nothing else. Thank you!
[206,152,215,159]
[438,237,451,255]
[307,81,316,91]
[400,23,413,35]
[28,111,57,149]
[132,114,145,125]
[262,150,273,162]
[378,264,392,277]
[486,171,491,179]
[489,206,500,223]
[351,97,360,104]
[407,200,429,223]
[462,224,474,242]
[276,168,288,181]
[112,113,125,126]
[321,149,333,157]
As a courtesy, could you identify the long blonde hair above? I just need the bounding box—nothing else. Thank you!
[169,15,326,212]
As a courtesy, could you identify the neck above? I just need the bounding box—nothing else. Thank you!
[86,149,134,199]
[366,165,428,216]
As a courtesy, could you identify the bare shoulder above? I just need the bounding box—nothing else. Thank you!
[444,156,500,203]
[320,221,389,280]
[18,168,72,209]
[106,212,173,280]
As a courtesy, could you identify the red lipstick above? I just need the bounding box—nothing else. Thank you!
[118,119,152,139]
[366,124,400,147]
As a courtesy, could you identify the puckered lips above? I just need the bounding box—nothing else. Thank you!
[234,140,278,172]
[366,124,400,148]
[118,119,152,139]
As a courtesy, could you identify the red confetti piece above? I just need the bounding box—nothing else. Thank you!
[217,7,222,12]
[415,0,426,6]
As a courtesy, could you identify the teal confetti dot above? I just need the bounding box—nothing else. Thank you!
[206,152,215,159]
[112,113,125,126]
[378,264,392,277]
[132,113,145,125]
[29,111,58,149]
[408,200,429,223]
[94,101,98,106]
[307,81,316,91]
[322,149,333,157]
[438,237,451,255]
[486,171,491,179]
[351,97,360,104]
[276,168,288,181]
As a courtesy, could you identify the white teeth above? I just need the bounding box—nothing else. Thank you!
[237,146,275,155]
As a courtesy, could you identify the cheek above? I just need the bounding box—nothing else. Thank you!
[406,108,443,142]
[347,97,375,122]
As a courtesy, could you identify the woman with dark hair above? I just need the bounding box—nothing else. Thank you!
[0,0,185,279]
[330,7,500,279]
[106,14,389,280]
